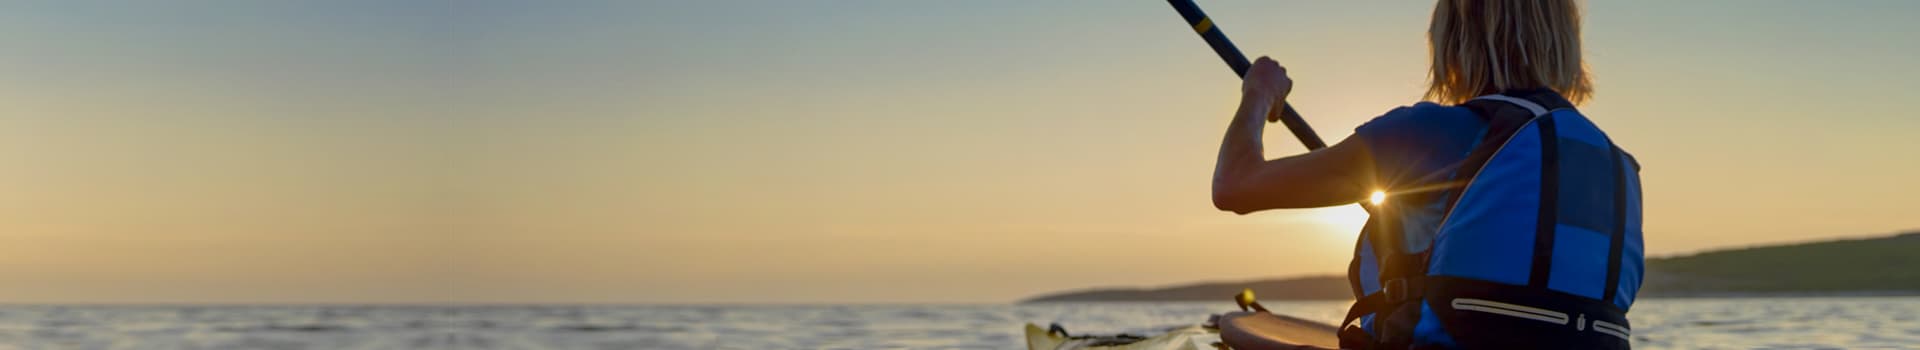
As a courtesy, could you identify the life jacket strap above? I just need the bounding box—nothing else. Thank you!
[1337,276,1428,349]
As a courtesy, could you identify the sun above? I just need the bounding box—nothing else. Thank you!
[1369,190,1387,205]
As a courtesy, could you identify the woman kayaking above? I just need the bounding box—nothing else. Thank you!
[1212,0,1644,349]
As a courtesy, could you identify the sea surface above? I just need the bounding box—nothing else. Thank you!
[3,298,1918,349]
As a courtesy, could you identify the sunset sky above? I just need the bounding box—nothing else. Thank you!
[2,1,1917,304]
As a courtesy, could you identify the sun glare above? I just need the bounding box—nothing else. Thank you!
[1316,205,1371,239]
[1369,190,1387,205]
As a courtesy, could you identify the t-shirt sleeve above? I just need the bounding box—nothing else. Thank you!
[1351,102,1482,187]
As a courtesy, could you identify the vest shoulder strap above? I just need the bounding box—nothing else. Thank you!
[1470,94,1550,116]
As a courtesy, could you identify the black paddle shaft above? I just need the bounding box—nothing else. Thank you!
[1167,0,1328,151]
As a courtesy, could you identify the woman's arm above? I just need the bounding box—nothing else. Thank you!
[1212,58,1374,214]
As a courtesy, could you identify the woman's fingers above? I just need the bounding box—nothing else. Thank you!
[1244,56,1294,125]
[1243,56,1291,99]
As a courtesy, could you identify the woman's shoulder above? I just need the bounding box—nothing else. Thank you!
[1357,102,1483,137]
[1354,102,1490,186]
[1380,101,1478,122]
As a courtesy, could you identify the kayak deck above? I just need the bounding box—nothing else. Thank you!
[1027,313,1340,350]
[1216,312,1340,349]
[1024,323,1215,350]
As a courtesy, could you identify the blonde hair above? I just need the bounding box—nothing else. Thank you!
[1425,0,1592,105]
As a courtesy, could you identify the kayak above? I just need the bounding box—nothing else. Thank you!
[1216,312,1341,349]
[1026,313,1340,350]
[1024,323,1218,350]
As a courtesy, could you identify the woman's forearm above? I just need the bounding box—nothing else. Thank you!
[1212,92,1272,212]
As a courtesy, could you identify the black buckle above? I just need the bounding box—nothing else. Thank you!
[1384,278,1407,303]
[1383,277,1424,303]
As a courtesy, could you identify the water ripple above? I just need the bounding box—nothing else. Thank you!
[0,298,1913,349]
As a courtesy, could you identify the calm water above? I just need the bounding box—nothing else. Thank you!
[3,298,1917,349]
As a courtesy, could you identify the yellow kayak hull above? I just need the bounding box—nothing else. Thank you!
[1027,313,1341,350]
[1024,323,1216,350]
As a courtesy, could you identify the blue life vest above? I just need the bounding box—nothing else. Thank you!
[1340,90,1644,349]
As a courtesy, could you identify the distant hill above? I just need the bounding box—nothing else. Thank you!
[1021,231,1920,303]
[1642,231,1920,296]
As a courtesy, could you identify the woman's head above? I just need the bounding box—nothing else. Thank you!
[1425,0,1591,105]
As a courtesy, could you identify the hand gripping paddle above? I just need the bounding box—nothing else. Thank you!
[1168,0,1384,217]
[1166,0,1328,151]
